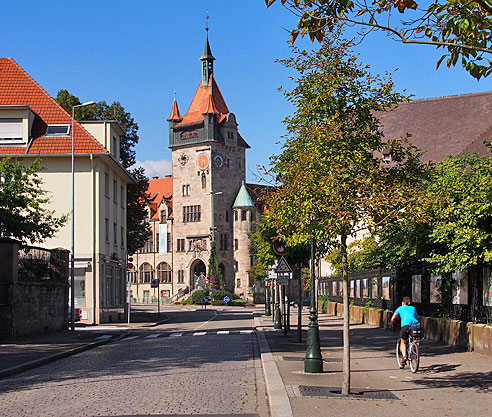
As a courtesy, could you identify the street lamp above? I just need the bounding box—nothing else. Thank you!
[304,234,323,373]
[70,101,95,331]
[207,191,222,242]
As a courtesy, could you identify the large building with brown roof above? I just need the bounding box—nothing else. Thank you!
[377,91,492,163]
[130,31,268,302]
[0,57,134,324]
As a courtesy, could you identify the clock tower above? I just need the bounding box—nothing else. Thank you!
[167,29,250,293]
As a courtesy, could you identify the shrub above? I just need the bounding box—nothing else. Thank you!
[211,300,226,306]
[211,289,230,301]
[318,293,330,314]
[231,299,247,307]
[191,290,209,304]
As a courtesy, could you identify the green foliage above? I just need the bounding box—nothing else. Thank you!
[318,293,330,313]
[207,241,225,290]
[362,300,376,314]
[55,89,150,253]
[325,236,379,275]
[210,288,230,301]
[191,290,209,304]
[0,158,67,244]
[266,36,426,262]
[266,0,492,80]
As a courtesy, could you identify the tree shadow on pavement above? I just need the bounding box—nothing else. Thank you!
[411,370,492,392]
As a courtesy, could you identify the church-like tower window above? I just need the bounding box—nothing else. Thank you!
[201,173,206,189]
[234,210,238,221]
[241,210,247,221]
[234,239,238,251]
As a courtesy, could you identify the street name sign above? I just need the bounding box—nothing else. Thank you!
[275,256,292,274]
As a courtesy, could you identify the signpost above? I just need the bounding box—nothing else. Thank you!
[223,296,230,304]
[127,280,132,324]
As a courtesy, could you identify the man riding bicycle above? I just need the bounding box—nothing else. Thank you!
[390,296,419,365]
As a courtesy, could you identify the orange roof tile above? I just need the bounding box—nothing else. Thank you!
[147,177,173,220]
[167,98,182,122]
[0,58,107,155]
[177,76,229,126]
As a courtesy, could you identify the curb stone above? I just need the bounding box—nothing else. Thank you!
[254,315,294,417]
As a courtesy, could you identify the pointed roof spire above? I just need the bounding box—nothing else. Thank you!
[233,181,255,208]
[167,91,182,122]
[203,85,219,115]
[200,15,215,62]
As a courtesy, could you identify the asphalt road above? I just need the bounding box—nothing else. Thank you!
[0,306,269,417]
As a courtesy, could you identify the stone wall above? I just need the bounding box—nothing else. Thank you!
[0,240,69,338]
[325,301,492,357]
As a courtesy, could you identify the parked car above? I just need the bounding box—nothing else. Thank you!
[68,307,81,322]
[289,297,311,308]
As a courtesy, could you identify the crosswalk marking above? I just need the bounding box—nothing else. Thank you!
[116,330,255,341]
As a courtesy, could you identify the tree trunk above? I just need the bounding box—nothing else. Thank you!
[341,232,351,396]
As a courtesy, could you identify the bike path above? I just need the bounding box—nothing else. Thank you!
[257,310,492,417]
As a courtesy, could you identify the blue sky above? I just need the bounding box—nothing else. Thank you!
[2,1,491,182]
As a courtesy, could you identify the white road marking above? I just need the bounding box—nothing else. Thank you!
[217,331,229,335]
[389,375,397,379]
[96,335,112,340]
[240,330,253,334]
[193,332,206,336]
[193,310,218,331]
[145,333,161,339]
[123,336,139,341]
[169,332,183,337]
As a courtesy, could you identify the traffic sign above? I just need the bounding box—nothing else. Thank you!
[273,242,285,256]
[223,296,230,303]
[275,256,292,273]
[203,296,210,303]
[151,279,159,288]
[277,275,289,286]
[204,279,210,285]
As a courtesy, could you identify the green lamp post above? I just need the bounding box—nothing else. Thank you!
[304,235,323,373]
[265,281,271,316]
[274,279,282,329]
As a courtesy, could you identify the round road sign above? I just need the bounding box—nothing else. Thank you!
[273,242,285,256]
[223,296,230,303]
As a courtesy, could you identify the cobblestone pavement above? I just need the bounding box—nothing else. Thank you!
[0,308,268,417]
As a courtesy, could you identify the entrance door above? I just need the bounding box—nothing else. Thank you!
[190,259,206,290]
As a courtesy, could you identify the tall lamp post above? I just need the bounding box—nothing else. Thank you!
[304,234,323,372]
[71,101,95,331]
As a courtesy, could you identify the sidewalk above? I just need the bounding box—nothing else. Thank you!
[255,308,492,417]
[0,309,169,379]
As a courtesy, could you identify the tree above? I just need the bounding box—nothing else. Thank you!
[266,0,492,79]
[207,241,225,290]
[56,90,150,253]
[266,35,426,395]
[0,158,67,245]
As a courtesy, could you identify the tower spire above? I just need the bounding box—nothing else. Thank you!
[200,16,215,87]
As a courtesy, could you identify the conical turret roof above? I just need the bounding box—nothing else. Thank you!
[233,181,255,208]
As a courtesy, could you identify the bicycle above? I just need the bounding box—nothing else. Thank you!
[396,324,422,373]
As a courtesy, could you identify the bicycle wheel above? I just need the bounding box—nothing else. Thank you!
[396,339,404,369]
[408,342,420,373]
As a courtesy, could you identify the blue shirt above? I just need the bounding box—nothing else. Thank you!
[395,305,419,327]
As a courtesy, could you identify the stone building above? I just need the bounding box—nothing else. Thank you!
[131,31,268,302]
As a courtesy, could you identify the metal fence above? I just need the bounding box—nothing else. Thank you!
[18,247,67,283]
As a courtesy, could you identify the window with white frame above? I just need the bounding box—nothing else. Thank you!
[46,124,70,136]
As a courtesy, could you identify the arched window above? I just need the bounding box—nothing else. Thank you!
[139,263,154,283]
[201,173,206,189]
[157,262,172,283]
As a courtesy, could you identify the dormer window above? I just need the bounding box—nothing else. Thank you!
[46,124,70,136]
[0,119,23,143]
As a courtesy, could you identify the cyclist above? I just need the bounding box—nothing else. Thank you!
[390,296,419,366]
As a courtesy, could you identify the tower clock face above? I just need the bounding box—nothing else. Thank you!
[198,153,209,170]
[213,153,225,170]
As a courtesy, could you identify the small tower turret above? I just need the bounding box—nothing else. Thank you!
[200,27,215,87]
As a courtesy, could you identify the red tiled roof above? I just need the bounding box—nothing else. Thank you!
[167,98,182,122]
[377,91,492,163]
[246,183,276,214]
[177,76,229,126]
[0,58,107,155]
[147,177,173,220]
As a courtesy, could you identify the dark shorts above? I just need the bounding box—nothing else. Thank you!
[400,325,411,340]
